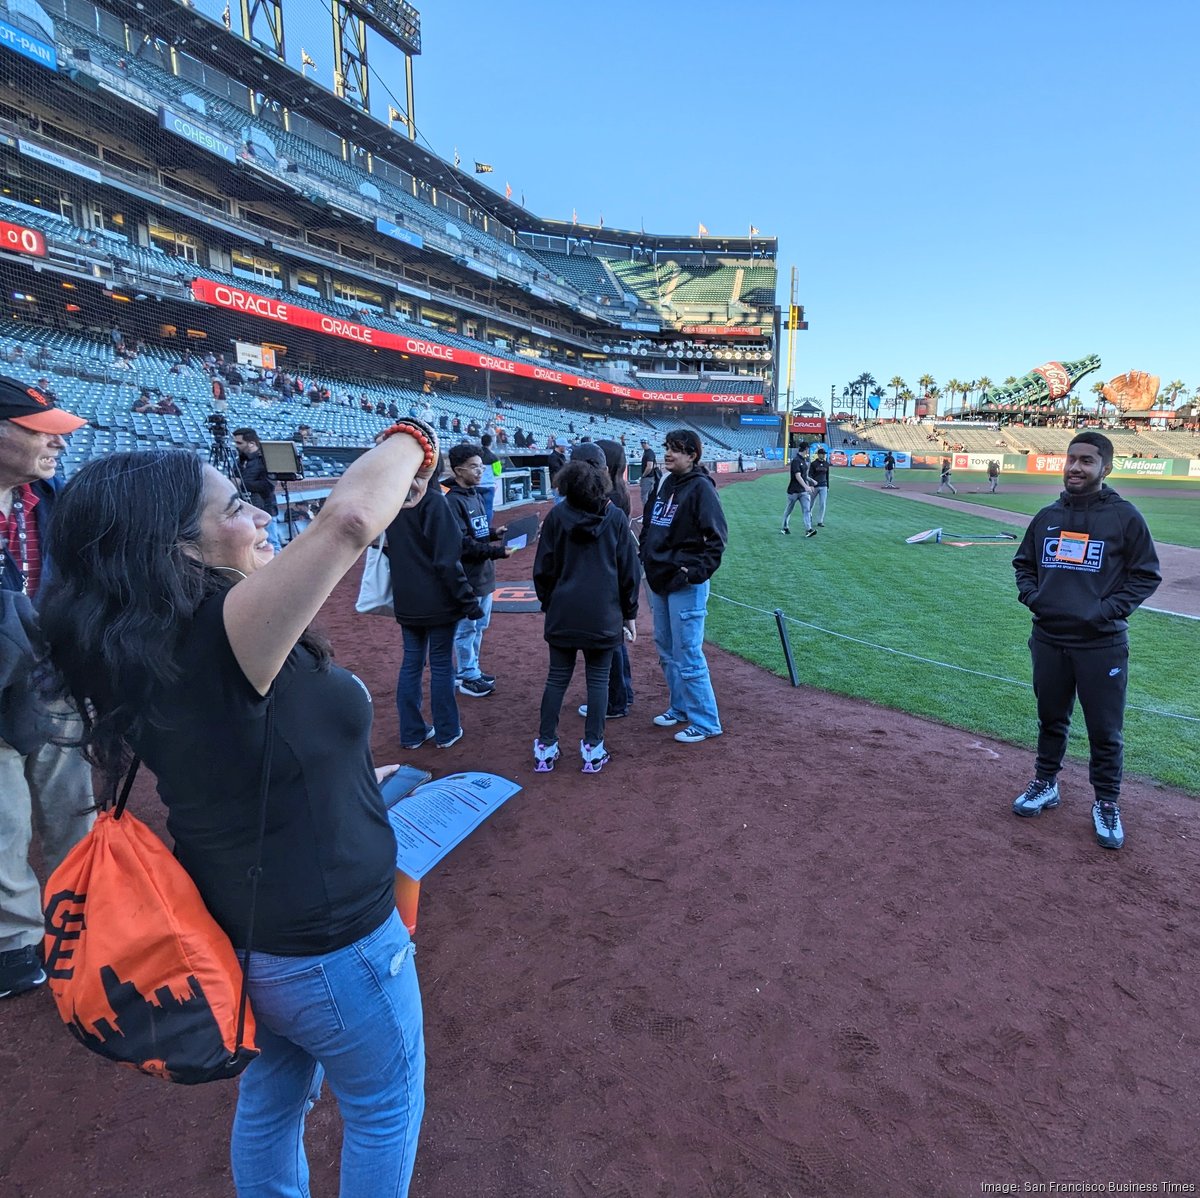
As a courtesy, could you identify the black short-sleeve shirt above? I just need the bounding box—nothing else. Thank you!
[131,592,395,955]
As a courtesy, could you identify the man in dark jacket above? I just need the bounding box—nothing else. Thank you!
[781,443,815,536]
[808,447,830,524]
[0,377,94,1000]
[232,427,281,551]
[1010,432,1161,850]
[444,444,510,698]
[385,482,481,750]
[638,429,727,744]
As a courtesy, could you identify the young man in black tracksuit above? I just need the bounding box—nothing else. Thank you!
[443,443,510,697]
[1010,432,1160,849]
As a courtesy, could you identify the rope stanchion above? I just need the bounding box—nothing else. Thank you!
[773,608,799,687]
[710,591,1200,725]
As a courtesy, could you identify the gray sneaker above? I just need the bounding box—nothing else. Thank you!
[1012,778,1060,817]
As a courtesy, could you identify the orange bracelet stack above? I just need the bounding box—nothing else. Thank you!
[379,419,438,472]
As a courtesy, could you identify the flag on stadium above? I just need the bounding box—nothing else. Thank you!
[598,214,604,229]
[222,3,231,29]
[505,181,512,199]
[388,106,404,125]
[572,208,577,225]
[454,147,461,168]
[301,49,316,69]
[698,222,709,236]
[475,162,493,174]
[749,224,759,236]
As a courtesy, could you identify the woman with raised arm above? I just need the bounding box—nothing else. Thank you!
[38,419,439,1198]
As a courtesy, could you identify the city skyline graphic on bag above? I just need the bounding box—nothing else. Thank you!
[43,804,259,1085]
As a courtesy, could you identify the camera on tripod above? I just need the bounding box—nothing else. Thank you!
[207,412,229,440]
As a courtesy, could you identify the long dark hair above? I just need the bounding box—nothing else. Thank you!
[595,439,630,516]
[38,450,327,778]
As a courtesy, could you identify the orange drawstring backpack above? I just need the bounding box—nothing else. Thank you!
[42,703,274,1084]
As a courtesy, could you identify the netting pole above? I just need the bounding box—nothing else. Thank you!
[774,608,799,687]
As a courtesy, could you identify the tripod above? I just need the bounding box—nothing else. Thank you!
[209,435,244,487]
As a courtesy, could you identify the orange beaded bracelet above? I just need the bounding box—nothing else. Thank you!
[379,420,438,472]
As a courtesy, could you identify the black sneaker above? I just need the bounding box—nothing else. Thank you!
[1013,778,1060,817]
[817,522,825,527]
[1092,801,1124,850]
[780,526,790,535]
[458,678,495,698]
[478,672,496,686]
[804,529,817,538]
[0,945,47,1000]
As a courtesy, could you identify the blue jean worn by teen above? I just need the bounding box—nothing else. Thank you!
[649,581,722,736]
[397,623,459,745]
[231,911,425,1198]
[453,591,493,681]
[607,642,634,714]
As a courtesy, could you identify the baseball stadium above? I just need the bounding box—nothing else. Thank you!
[1,1,1198,1195]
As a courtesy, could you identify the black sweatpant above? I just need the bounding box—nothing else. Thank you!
[539,645,614,747]
[1029,636,1129,803]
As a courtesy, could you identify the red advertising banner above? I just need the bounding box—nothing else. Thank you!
[191,279,764,405]
[0,220,47,258]
[1027,453,1067,475]
[789,416,827,435]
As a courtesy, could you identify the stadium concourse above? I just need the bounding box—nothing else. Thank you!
[4,476,1199,1196]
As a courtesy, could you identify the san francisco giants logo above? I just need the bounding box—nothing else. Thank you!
[44,888,87,981]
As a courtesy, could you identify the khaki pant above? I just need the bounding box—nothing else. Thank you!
[0,727,94,952]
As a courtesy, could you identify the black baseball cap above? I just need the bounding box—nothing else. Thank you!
[0,375,86,434]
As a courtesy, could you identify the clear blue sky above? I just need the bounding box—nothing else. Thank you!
[203,0,1200,406]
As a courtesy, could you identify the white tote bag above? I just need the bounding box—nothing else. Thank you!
[355,535,394,616]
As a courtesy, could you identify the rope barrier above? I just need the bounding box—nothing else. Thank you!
[709,591,1200,725]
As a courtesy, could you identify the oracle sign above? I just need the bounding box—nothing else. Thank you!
[190,278,765,405]
[0,220,46,258]
[789,416,827,434]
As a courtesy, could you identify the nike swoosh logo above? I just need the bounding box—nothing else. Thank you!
[1047,525,1060,531]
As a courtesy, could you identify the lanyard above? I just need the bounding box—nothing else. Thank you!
[0,489,29,594]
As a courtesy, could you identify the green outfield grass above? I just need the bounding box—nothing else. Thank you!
[706,473,1199,794]
[919,471,1200,547]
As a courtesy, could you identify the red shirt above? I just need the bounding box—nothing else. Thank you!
[0,484,43,598]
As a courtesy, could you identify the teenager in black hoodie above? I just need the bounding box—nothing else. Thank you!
[638,429,727,744]
[443,444,509,697]
[1010,432,1160,849]
[385,484,481,749]
[532,457,639,774]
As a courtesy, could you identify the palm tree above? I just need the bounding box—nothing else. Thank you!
[899,387,914,419]
[854,372,878,422]
[1090,379,1106,416]
[870,385,886,421]
[976,375,992,399]
[889,375,906,410]
[1164,379,1187,407]
[945,378,963,413]
[918,373,935,399]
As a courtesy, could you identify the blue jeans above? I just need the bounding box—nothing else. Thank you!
[397,623,460,745]
[608,642,634,714]
[481,477,496,524]
[812,486,828,523]
[649,582,721,736]
[782,491,812,530]
[232,911,425,1198]
[454,592,493,681]
[265,517,282,552]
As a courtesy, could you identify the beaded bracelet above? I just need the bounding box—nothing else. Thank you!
[379,420,438,472]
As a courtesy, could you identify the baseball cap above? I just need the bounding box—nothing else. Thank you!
[0,375,86,434]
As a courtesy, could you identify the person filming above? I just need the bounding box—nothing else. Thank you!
[37,418,440,1197]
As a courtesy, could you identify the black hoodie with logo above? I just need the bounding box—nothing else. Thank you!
[533,500,639,650]
[638,467,728,595]
[443,477,507,596]
[1012,485,1160,647]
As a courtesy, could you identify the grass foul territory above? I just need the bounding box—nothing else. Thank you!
[707,473,1199,794]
